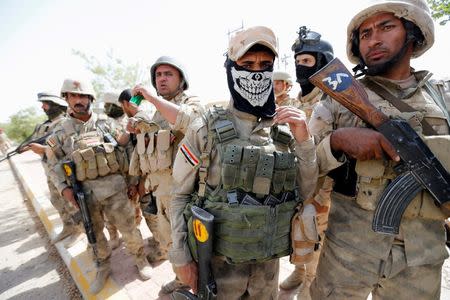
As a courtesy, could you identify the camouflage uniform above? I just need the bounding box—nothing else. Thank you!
[132,92,203,253]
[47,78,152,294]
[308,0,450,298]
[47,112,148,261]
[290,29,335,295]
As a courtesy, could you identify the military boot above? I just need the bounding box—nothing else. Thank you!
[90,264,111,294]
[160,277,190,295]
[135,255,152,280]
[280,265,306,290]
[51,224,75,244]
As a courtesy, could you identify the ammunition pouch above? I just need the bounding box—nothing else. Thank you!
[184,195,297,264]
[355,160,390,211]
[72,143,122,181]
[131,129,175,175]
[290,201,320,265]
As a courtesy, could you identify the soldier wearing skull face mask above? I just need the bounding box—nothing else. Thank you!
[169,26,318,299]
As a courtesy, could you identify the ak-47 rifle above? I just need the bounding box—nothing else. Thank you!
[62,160,99,262]
[172,205,217,300]
[309,57,450,235]
[0,131,52,163]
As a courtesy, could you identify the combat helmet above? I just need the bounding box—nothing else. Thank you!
[102,92,120,106]
[291,26,334,64]
[273,71,293,86]
[60,79,96,100]
[37,91,67,107]
[347,0,434,64]
[150,56,189,91]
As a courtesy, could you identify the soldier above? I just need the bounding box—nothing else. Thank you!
[279,27,335,298]
[101,91,141,249]
[309,0,450,299]
[130,56,204,294]
[273,70,297,107]
[292,26,334,119]
[118,88,167,262]
[46,79,152,294]
[169,26,318,299]
[21,92,81,244]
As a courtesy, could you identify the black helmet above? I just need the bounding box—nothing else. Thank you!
[291,26,334,64]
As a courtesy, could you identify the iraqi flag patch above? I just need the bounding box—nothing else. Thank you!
[180,143,200,168]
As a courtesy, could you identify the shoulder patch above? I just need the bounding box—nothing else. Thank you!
[46,136,57,148]
[179,142,200,168]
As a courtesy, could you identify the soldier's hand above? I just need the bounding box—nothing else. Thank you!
[175,261,198,293]
[330,127,399,161]
[274,106,311,143]
[62,187,80,210]
[22,143,46,155]
[133,85,154,103]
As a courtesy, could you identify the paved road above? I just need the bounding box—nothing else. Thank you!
[0,158,81,300]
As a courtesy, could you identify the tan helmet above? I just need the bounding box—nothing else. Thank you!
[60,78,96,100]
[273,71,293,86]
[150,56,189,91]
[102,92,120,106]
[227,26,278,61]
[347,0,434,64]
[37,91,67,107]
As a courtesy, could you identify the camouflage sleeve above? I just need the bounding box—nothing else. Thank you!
[293,137,318,200]
[308,97,346,176]
[168,117,207,267]
[45,127,69,195]
[170,97,206,134]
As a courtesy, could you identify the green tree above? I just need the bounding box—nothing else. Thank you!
[428,0,450,25]
[72,48,150,99]
[3,107,46,142]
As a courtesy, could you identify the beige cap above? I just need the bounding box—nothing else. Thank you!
[228,26,278,61]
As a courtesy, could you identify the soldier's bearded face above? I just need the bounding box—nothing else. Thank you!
[155,65,182,99]
[67,93,91,116]
[358,13,410,76]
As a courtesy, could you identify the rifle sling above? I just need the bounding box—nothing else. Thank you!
[364,79,438,136]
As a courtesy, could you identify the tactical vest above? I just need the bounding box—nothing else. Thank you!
[353,81,450,220]
[129,129,175,176]
[185,106,300,264]
[61,117,127,181]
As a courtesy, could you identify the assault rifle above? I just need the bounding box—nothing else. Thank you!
[0,131,52,163]
[62,160,99,262]
[172,206,217,300]
[309,57,450,235]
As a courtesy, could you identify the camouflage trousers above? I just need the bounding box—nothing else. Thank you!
[140,194,172,252]
[211,256,279,300]
[88,189,146,265]
[47,179,76,227]
[310,238,443,300]
[105,194,141,239]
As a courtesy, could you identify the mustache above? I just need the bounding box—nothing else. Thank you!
[74,103,86,108]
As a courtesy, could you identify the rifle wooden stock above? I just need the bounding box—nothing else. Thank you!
[309,58,389,128]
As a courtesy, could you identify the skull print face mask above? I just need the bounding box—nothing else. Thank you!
[225,59,276,118]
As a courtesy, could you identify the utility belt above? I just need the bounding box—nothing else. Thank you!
[184,188,299,264]
[72,143,126,181]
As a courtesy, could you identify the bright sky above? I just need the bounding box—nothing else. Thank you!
[1,0,449,123]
